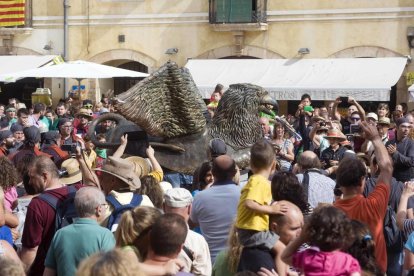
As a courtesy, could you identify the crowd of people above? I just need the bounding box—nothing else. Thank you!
[0,87,412,276]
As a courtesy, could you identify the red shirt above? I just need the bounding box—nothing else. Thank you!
[334,183,390,273]
[22,184,84,276]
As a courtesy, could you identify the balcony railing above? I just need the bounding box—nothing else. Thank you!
[209,0,267,24]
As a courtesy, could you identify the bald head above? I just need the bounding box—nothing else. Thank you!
[297,150,321,171]
[212,155,237,182]
[270,201,304,245]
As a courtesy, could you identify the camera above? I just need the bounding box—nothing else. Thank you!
[61,143,77,153]
[319,121,326,127]
[350,124,361,135]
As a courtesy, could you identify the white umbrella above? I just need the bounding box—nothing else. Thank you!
[0,60,149,82]
[0,59,149,98]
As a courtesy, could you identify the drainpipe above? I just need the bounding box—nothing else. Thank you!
[63,0,69,98]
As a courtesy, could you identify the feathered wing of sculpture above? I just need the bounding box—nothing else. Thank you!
[210,84,265,150]
[116,61,207,138]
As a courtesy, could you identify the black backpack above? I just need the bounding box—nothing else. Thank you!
[106,193,143,232]
[38,185,79,231]
[383,204,404,250]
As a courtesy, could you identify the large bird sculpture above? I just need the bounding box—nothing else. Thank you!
[88,61,278,174]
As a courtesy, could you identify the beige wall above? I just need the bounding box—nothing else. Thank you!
[5,0,414,103]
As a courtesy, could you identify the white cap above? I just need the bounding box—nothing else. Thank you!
[366,112,378,121]
[164,188,193,208]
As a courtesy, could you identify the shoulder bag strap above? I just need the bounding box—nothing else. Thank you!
[302,171,310,202]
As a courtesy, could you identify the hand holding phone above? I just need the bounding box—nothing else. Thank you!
[340,97,349,103]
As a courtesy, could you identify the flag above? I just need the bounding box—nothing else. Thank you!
[0,0,25,27]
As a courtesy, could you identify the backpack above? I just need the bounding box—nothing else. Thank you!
[38,185,79,232]
[106,193,143,232]
[383,204,404,251]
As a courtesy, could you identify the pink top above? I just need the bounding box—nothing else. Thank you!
[292,247,361,276]
[4,187,17,212]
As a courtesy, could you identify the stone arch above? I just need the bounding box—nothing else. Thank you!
[329,46,403,58]
[89,49,157,72]
[194,45,285,59]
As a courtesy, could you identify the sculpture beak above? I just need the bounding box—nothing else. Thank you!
[259,95,278,115]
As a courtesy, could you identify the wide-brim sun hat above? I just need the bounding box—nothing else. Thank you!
[125,156,151,178]
[76,108,93,120]
[60,158,82,185]
[311,116,326,123]
[377,117,391,126]
[94,156,141,190]
[324,128,347,141]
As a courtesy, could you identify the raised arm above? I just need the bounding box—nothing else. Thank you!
[112,134,128,158]
[360,121,392,186]
[146,146,162,173]
[331,98,342,121]
[397,182,414,231]
[76,147,100,189]
[349,97,366,121]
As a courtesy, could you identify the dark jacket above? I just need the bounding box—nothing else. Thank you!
[386,137,414,182]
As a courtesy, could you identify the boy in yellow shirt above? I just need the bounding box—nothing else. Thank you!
[236,140,288,275]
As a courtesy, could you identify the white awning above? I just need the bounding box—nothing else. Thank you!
[185,58,407,101]
[0,55,57,82]
[409,84,414,102]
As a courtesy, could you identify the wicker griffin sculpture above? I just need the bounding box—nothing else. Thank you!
[88,62,278,174]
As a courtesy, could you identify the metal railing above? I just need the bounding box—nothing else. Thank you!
[209,0,267,24]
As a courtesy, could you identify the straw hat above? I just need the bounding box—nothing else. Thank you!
[125,156,151,177]
[60,158,82,185]
[76,108,93,120]
[324,128,347,141]
[377,117,391,126]
[94,156,141,190]
[311,116,326,123]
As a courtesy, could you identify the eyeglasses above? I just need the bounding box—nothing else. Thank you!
[351,117,360,121]
[99,203,109,210]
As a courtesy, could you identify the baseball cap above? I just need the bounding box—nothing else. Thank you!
[164,188,193,208]
[366,113,378,121]
[396,117,410,127]
[209,138,227,158]
[10,123,23,133]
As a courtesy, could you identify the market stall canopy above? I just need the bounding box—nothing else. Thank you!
[185,58,407,101]
[0,55,58,82]
[0,60,149,82]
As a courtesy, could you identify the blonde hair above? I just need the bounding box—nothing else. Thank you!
[115,206,162,260]
[76,249,143,276]
[0,257,25,276]
[226,223,243,273]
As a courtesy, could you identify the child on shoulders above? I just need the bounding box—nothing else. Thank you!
[236,140,288,276]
